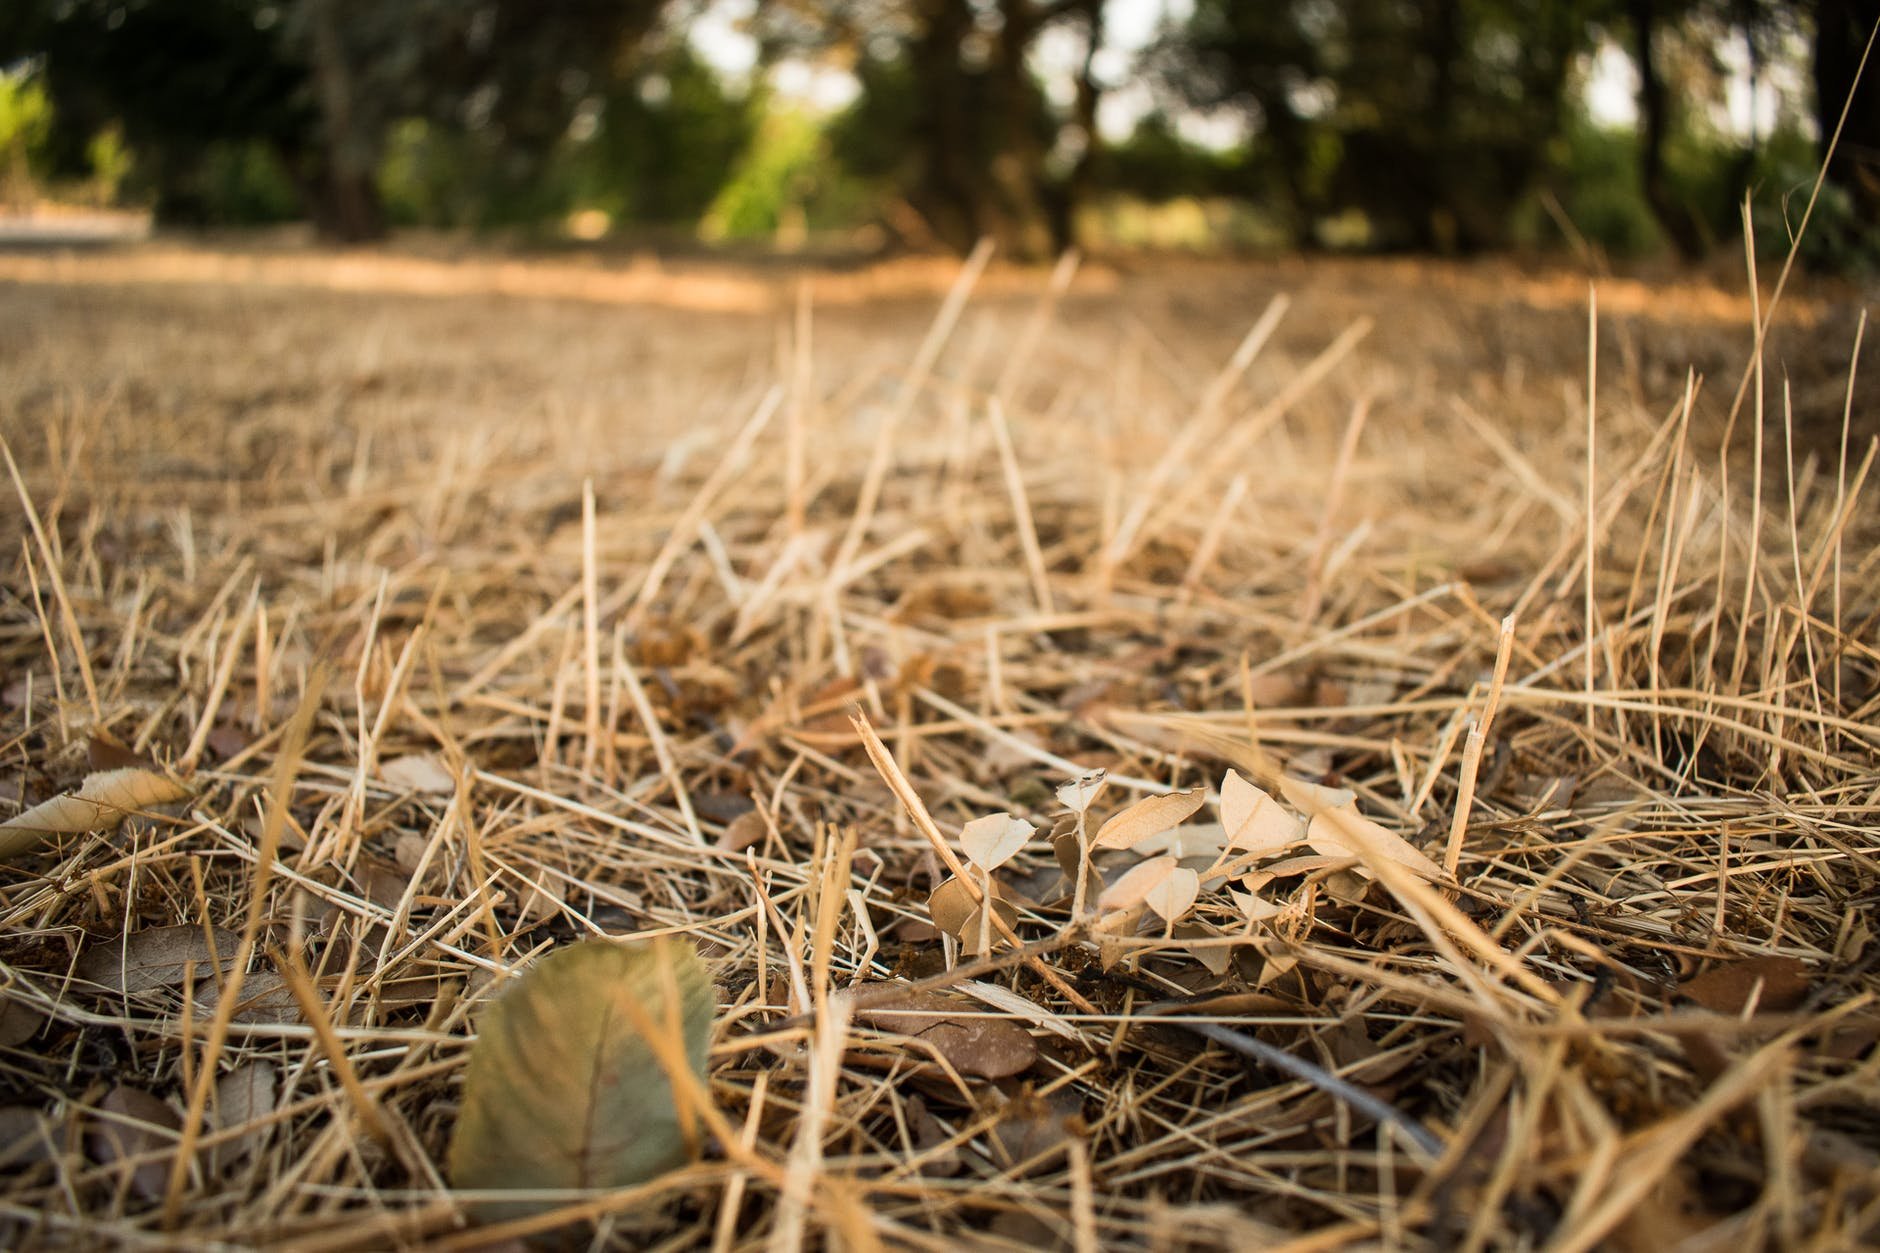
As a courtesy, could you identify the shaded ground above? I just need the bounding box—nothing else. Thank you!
[0,244,1875,1250]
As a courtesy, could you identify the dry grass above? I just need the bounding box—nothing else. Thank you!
[0,241,1875,1250]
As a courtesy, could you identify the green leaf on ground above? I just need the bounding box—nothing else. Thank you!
[448,938,715,1220]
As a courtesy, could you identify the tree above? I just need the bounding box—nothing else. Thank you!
[1813,0,1880,225]
[767,0,1104,257]
[0,0,668,240]
[1157,0,1597,252]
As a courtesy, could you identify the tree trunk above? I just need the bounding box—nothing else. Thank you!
[906,0,983,252]
[1630,0,1705,259]
[1813,0,1880,225]
[300,0,387,242]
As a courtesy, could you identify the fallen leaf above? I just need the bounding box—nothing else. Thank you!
[88,1086,182,1203]
[1092,788,1207,851]
[1175,922,1235,976]
[1220,771,1301,855]
[1049,827,1103,907]
[1098,856,1178,913]
[0,1106,52,1171]
[448,939,715,1219]
[854,986,1037,1079]
[927,877,1018,948]
[380,754,456,796]
[77,925,240,996]
[1229,888,1284,925]
[1679,956,1811,1015]
[717,809,769,853]
[0,768,195,860]
[1055,770,1108,814]
[210,1060,279,1171]
[1142,866,1201,923]
[1281,778,1441,880]
[988,1087,1083,1170]
[88,734,154,772]
[0,997,44,1048]
[194,970,302,1025]
[959,813,1034,871]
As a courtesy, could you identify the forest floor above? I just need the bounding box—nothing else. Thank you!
[0,241,1876,1250]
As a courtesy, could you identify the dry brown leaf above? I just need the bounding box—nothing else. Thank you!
[194,970,302,1025]
[988,1087,1083,1170]
[1055,769,1108,814]
[854,986,1037,1079]
[379,753,456,795]
[1092,788,1207,851]
[88,1086,182,1203]
[927,876,1018,946]
[717,809,769,853]
[0,1106,52,1172]
[0,768,194,860]
[959,813,1034,871]
[77,925,240,996]
[1679,956,1811,1014]
[1221,771,1301,855]
[1098,855,1178,913]
[1175,922,1235,976]
[1280,777,1441,880]
[1143,865,1201,922]
[0,997,44,1048]
[210,1060,279,1172]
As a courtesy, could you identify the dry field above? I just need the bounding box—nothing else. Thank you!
[0,241,1876,1250]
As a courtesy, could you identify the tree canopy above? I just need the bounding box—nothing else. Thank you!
[0,0,1871,265]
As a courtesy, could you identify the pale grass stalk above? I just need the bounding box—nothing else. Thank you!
[987,397,1055,614]
[581,477,602,775]
[1444,612,1516,877]
[4,434,100,719]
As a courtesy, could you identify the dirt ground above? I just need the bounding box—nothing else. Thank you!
[0,242,1875,1249]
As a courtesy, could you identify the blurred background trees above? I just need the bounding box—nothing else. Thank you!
[0,0,1872,267]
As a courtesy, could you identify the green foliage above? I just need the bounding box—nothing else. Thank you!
[702,109,820,240]
[570,44,757,229]
[0,66,54,185]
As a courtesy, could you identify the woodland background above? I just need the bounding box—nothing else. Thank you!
[1,0,1877,269]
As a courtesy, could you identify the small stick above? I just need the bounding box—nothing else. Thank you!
[1140,1006,1443,1158]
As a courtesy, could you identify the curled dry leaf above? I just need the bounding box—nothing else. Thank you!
[447,938,715,1220]
[1142,866,1201,923]
[927,876,1018,947]
[88,1086,182,1203]
[1098,855,1178,913]
[1092,788,1207,851]
[1049,827,1103,909]
[1055,769,1108,814]
[959,813,1034,871]
[1220,771,1301,855]
[0,768,194,861]
[1279,777,1441,880]
[853,986,1037,1079]
[379,754,456,796]
[77,925,240,996]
